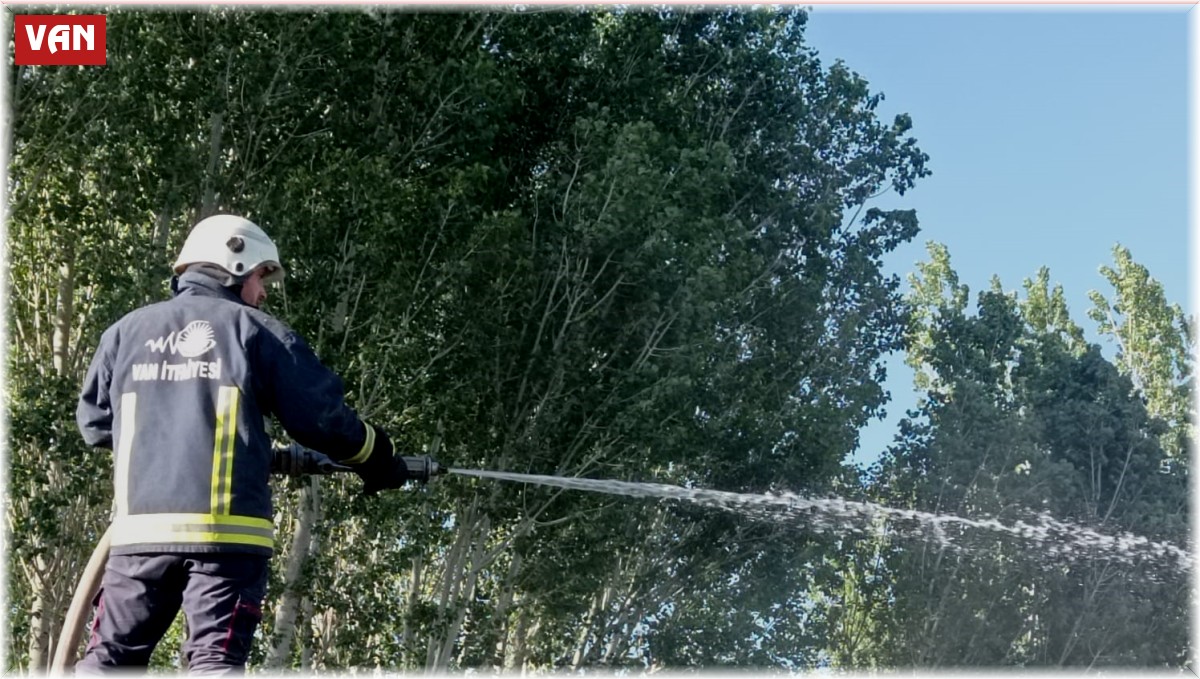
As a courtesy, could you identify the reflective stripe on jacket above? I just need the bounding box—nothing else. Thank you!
[77,270,375,556]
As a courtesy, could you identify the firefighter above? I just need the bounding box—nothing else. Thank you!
[75,214,408,674]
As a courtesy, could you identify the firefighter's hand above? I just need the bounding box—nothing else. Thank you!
[361,454,410,496]
[355,426,409,496]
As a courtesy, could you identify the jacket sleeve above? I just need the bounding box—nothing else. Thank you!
[76,328,117,449]
[253,318,391,467]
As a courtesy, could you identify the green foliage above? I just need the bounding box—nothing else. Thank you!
[1088,244,1193,461]
[821,244,1190,668]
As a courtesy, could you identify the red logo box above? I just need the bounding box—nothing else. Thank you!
[14,15,106,66]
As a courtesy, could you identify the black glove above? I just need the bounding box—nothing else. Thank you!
[355,425,409,496]
[362,456,410,496]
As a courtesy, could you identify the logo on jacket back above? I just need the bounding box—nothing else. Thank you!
[145,320,218,357]
[133,321,222,382]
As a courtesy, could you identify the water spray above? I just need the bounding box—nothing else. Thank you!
[448,468,1193,573]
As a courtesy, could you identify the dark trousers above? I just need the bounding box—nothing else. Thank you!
[76,553,269,675]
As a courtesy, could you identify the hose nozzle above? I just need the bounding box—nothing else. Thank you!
[402,455,448,484]
[272,443,350,476]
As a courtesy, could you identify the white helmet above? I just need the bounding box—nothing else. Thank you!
[173,214,285,284]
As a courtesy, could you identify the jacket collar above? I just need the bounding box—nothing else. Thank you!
[173,270,249,307]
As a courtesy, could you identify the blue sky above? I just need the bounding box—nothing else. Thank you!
[798,8,1190,465]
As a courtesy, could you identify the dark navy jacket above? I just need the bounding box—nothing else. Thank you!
[77,271,378,556]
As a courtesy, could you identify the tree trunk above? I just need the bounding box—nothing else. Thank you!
[490,550,520,668]
[439,515,490,670]
[425,501,476,671]
[299,594,315,671]
[52,241,75,376]
[199,48,231,219]
[508,612,534,673]
[570,592,602,669]
[265,476,320,668]
[399,553,423,666]
[27,569,49,674]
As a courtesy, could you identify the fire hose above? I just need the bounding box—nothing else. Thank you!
[49,445,446,675]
